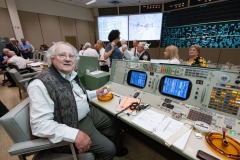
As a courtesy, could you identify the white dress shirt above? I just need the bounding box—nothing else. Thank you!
[28,70,97,143]
[82,48,99,58]
[8,55,27,69]
[99,48,110,66]
[130,47,138,57]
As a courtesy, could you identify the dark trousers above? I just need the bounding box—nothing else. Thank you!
[0,100,9,117]
[100,65,109,72]
[78,106,120,160]
[22,52,33,59]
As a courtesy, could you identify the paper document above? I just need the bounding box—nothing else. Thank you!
[89,70,103,75]
[173,129,192,151]
[132,109,192,147]
[27,62,43,67]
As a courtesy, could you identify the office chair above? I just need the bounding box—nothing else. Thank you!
[8,68,37,99]
[0,98,95,160]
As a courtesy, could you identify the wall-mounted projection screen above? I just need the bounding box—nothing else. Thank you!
[98,16,128,41]
[129,13,163,40]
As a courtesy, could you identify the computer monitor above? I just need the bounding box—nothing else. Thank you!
[159,76,192,100]
[127,70,147,88]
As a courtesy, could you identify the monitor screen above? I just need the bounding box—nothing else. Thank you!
[159,76,192,100]
[129,13,163,40]
[127,70,147,88]
[98,16,128,41]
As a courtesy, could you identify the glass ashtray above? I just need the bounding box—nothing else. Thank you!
[205,132,240,159]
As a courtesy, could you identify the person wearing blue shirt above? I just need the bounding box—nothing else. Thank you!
[18,39,33,59]
[104,30,122,66]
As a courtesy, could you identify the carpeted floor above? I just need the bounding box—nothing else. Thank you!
[0,74,187,160]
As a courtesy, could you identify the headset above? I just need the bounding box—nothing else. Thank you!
[116,102,151,117]
[144,43,151,50]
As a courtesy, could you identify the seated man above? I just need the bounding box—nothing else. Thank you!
[27,42,127,160]
[5,51,29,87]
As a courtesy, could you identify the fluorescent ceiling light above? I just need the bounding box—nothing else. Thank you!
[86,0,96,5]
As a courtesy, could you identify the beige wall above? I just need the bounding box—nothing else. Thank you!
[0,8,15,38]
[18,11,43,48]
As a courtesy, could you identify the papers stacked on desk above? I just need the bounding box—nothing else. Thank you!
[132,110,192,150]
[27,62,43,67]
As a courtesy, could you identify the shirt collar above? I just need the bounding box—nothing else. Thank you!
[58,70,77,81]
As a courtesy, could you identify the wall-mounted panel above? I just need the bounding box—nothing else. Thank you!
[59,17,77,46]
[18,11,43,49]
[219,49,240,65]
[39,14,62,46]
[76,19,91,50]
[0,8,15,38]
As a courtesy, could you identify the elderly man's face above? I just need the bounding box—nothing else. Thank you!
[52,44,77,75]
[137,44,144,53]
[133,41,138,47]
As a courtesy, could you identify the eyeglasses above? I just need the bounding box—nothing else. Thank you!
[57,53,77,59]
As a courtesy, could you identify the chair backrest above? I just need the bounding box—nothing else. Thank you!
[8,68,23,87]
[0,98,35,143]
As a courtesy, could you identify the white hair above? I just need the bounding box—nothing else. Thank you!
[122,44,128,51]
[121,39,127,45]
[9,38,16,42]
[84,42,91,49]
[46,41,79,66]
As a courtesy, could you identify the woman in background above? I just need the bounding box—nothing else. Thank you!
[164,45,180,64]
[187,44,208,67]
[104,30,122,66]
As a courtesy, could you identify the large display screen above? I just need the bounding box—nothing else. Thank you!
[159,76,192,100]
[129,13,163,40]
[98,16,128,41]
[127,70,147,88]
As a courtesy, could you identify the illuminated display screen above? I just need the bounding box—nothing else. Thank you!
[127,70,147,88]
[159,76,192,100]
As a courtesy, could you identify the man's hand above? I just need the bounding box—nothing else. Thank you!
[74,131,92,153]
[96,86,109,97]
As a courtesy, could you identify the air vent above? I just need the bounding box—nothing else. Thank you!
[109,0,121,4]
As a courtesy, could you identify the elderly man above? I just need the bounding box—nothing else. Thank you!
[18,38,33,59]
[97,40,110,72]
[82,42,99,58]
[5,51,29,87]
[137,42,151,61]
[6,38,21,56]
[130,39,139,57]
[27,42,127,160]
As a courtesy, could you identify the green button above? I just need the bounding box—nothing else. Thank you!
[231,130,236,135]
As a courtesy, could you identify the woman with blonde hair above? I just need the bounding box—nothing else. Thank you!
[164,45,180,64]
[187,44,208,67]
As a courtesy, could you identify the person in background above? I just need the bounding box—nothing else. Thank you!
[6,38,21,56]
[119,39,128,55]
[187,44,208,67]
[104,30,122,66]
[18,39,33,59]
[97,40,110,72]
[137,42,151,61]
[40,44,49,51]
[82,42,99,58]
[28,42,128,159]
[164,45,180,64]
[130,39,139,57]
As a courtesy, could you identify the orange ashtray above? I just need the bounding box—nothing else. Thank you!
[205,132,240,159]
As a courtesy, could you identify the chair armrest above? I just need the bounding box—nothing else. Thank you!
[19,78,32,84]
[22,72,38,78]
[9,138,71,156]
